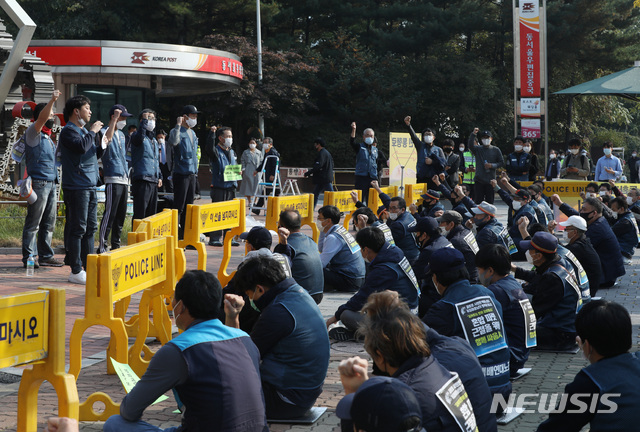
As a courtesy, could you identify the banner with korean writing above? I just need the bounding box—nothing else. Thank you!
[197,200,241,233]
[389,132,417,188]
[455,296,508,357]
[519,0,540,98]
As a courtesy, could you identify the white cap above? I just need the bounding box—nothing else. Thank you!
[559,215,587,231]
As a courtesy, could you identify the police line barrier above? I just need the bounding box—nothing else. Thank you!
[116,209,185,343]
[368,185,399,213]
[324,190,362,229]
[68,236,175,421]
[405,183,427,206]
[265,193,319,243]
[179,198,246,286]
[0,287,79,432]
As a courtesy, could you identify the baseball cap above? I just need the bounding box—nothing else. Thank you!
[336,377,424,432]
[512,189,531,200]
[426,247,466,274]
[479,130,492,138]
[239,226,272,249]
[181,105,201,115]
[519,231,558,254]
[470,201,497,218]
[559,215,587,231]
[420,189,441,201]
[109,104,133,117]
[437,210,462,225]
[407,217,439,236]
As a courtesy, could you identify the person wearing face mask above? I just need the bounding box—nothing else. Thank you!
[253,137,281,214]
[169,105,200,240]
[527,184,553,225]
[505,136,531,182]
[560,138,590,180]
[551,195,625,288]
[410,189,444,218]
[403,116,446,189]
[437,210,478,284]
[513,232,581,351]
[407,217,453,316]
[545,150,561,180]
[465,202,515,257]
[104,270,269,432]
[558,216,602,296]
[475,244,533,377]
[60,95,116,285]
[304,137,334,208]
[423,248,512,411]
[156,130,173,194]
[459,141,477,198]
[237,138,263,206]
[524,139,540,181]
[226,255,330,420]
[468,129,504,204]
[627,187,640,214]
[441,138,460,188]
[494,180,537,258]
[609,197,639,265]
[317,205,366,293]
[21,90,65,269]
[326,227,419,341]
[595,141,622,181]
[205,126,240,247]
[628,150,640,183]
[98,104,133,254]
[350,122,385,204]
[537,300,640,432]
[130,109,162,221]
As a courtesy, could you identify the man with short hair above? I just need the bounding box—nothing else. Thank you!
[21,90,64,268]
[404,116,446,189]
[276,209,324,303]
[437,210,478,283]
[609,197,639,265]
[560,138,590,180]
[317,205,366,293]
[595,141,622,181]
[60,95,117,284]
[156,130,173,193]
[326,227,419,341]
[253,137,281,214]
[468,128,504,204]
[628,150,640,183]
[169,105,200,239]
[104,270,268,432]
[305,137,334,208]
[350,122,386,204]
[552,194,625,288]
[130,109,162,220]
[226,255,330,420]
[98,104,133,253]
[505,136,531,182]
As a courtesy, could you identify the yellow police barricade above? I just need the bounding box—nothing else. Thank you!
[368,185,398,213]
[119,209,186,341]
[179,198,246,286]
[405,183,428,206]
[265,193,319,242]
[0,287,79,432]
[324,190,361,229]
[68,236,175,421]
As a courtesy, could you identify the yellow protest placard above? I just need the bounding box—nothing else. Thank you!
[389,132,417,188]
[110,358,168,405]
[0,290,49,369]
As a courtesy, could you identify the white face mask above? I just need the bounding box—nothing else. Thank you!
[570,149,579,155]
[482,138,491,146]
[145,119,156,131]
[171,300,183,324]
[603,148,612,156]
[77,117,87,127]
[424,135,434,144]
[549,154,556,159]
[158,138,165,145]
[512,200,522,211]
[586,192,597,198]
[514,145,523,152]
[438,226,449,236]
[459,146,465,152]
[611,212,619,219]
[633,153,638,158]
[599,191,607,197]
[523,146,531,153]
[249,143,256,150]
[224,137,233,148]
[388,212,399,221]
[186,117,197,128]
[116,120,127,130]
[525,250,534,265]
[562,230,570,245]
[627,196,634,205]
[364,137,374,145]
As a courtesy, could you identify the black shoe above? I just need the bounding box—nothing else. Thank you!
[39,257,64,267]
[329,327,355,342]
[231,240,240,247]
[251,209,260,216]
[208,240,223,247]
[185,245,197,250]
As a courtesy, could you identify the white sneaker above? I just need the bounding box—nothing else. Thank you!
[68,270,86,285]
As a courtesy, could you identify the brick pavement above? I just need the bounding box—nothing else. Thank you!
[0,201,638,431]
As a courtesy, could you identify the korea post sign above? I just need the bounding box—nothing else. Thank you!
[0,290,49,369]
[103,238,168,302]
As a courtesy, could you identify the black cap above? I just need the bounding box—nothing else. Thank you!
[109,104,133,117]
[181,105,201,115]
[427,248,466,274]
[239,226,272,249]
[512,189,531,200]
[407,217,439,236]
[479,130,492,138]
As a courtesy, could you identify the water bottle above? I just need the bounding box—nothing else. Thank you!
[26,255,35,276]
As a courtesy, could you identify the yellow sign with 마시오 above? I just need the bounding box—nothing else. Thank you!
[0,290,49,369]
[147,210,174,239]
[197,200,241,233]
[405,183,428,206]
[104,237,168,302]
[274,194,311,218]
[325,190,360,213]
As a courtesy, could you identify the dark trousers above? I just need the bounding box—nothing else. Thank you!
[536,326,576,351]
[209,187,235,242]
[474,181,495,204]
[63,188,97,274]
[98,183,128,253]
[313,182,333,208]
[132,179,158,221]
[262,381,311,420]
[323,268,364,293]
[355,175,375,205]
[159,163,173,193]
[173,173,197,239]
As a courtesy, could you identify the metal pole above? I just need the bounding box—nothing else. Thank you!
[513,0,518,137]
[256,0,265,135]
[543,0,549,163]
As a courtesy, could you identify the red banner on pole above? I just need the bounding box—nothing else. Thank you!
[519,1,540,98]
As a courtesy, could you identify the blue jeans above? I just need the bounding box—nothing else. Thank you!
[312,182,333,208]
[22,180,57,264]
[104,415,179,432]
[63,188,97,274]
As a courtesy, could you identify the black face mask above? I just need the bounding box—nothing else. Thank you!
[45,119,55,129]
[579,211,593,222]
[444,147,452,153]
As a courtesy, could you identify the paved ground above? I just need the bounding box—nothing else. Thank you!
[0,199,638,431]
